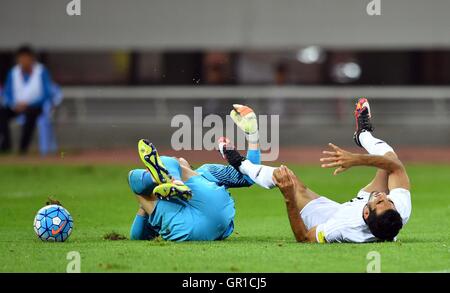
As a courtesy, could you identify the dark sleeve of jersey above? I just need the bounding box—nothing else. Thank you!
[207,164,253,188]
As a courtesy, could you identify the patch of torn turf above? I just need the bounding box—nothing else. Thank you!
[103,232,127,240]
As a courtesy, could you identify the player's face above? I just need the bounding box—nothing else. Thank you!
[17,54,34,72]
[367,191,396,215]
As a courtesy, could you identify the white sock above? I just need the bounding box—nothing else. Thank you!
[239,160,276,189]
[359,131,394,156]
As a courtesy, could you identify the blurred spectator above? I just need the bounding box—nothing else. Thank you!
[0,45,54,154]
[274,63,289,85]
[203,52,234,115]
[271,62,289,115]
[37,83,63,155]
[203,52,233,85]
[15,83,63,155]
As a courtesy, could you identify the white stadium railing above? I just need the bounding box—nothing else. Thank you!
[62,86,450,100]
[59,86,450,126]
[28,85,449,148]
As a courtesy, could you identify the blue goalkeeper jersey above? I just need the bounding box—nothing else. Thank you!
[129,149,260,241]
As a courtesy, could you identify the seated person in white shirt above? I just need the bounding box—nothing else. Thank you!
[0,45,53,154]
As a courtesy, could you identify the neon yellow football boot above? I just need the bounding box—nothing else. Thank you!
[137,139,172,184]
[153,182,193,201]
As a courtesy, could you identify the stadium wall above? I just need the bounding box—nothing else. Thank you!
[0,0,449,50]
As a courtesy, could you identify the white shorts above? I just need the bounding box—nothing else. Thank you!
[300,197,340,230]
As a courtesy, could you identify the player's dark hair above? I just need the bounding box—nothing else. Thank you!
[16,45,35,58]
[366,208,403,241]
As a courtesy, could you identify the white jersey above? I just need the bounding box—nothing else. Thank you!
[12,63,44,105]
[314,188,412,243]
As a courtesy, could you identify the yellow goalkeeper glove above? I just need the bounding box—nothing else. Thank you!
[230,104,259,143]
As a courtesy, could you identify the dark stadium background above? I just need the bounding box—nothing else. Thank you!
[0,0,448,162]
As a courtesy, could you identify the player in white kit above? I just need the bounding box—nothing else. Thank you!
[221,98,411,243]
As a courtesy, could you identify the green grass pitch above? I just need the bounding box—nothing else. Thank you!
[0,163,448,272]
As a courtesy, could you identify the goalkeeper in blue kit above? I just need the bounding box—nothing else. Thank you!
[127,105,260,241]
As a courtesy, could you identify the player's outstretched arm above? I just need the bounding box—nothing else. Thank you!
[130,207,148,240]
[273,166,317,243]
[320,143,410,191]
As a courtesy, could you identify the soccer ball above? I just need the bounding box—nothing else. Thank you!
[33,205,73,242]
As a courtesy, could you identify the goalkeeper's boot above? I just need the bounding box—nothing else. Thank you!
[217,137,246,170]
[217,136,232,160]
[137,139,172,184]
[153,181,192,201]
[353,97,374,147]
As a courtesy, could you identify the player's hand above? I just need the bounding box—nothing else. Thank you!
[230,104,258,143]
[320,143,359,175]
[172,179,185,186]
[273,165,298,203]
